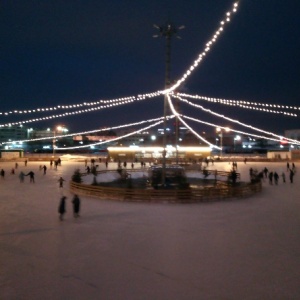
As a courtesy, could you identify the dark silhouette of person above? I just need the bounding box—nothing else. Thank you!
[290,169,294,183]
[1,169,5,179]
[263,167,268,178]
[274,172,279,185]
[26,171,35,183]
[58,177,65,188]
[58,196,67,221]
[72,194,80,218]
[19,171,25,183]
[42,165,47,175]
[231,169,238,184]
[282,172,286,183]
[268,172,273,185]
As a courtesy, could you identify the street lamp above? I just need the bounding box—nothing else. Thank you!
[153,21,184,186]
[53,126,63,158]
[234,135,241,151]
[216,127,230,158]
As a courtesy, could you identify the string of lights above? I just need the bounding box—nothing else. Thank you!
[1,0,240,127]
[160,1,240,95]
[55,118,169,150]
[176,93,298,116]
[0,92,162,117]
[3,116,168,144]
[3,0,297,152]
[174,95,300,145]
[181,115,300,146]
[166,94,219,148]
[0,93,163,128]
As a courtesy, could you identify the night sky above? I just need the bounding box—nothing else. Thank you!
[1,0,300,136]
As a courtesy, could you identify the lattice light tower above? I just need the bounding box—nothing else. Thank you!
[153,21,184,186]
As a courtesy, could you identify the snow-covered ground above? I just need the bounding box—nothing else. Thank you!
[1,158,300,299]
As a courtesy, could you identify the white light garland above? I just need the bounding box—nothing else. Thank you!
[0,93,163,128]
[174,95,300,145]
[3,0,297,151]
[177,93,298,117]
[3,116,168,144]
[181,115,300,145]
[56,118,172,150]
[166,94,218,148]
[0,92,162,119]
[160,1,240,94]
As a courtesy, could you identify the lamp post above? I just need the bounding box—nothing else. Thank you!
[153,21,184,186]
[234,135,241,151]
[53,126,63,158]
[216,127,230,158]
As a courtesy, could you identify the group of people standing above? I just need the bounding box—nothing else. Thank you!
[58,194,81,221]
[251,162,296,185]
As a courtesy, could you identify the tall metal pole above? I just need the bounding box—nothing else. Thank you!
[153,22,184,186]
[161,32,171,186]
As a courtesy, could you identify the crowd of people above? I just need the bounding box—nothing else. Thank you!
[0,158,74,221]
[248,162,296,184]
[0,158,297,222]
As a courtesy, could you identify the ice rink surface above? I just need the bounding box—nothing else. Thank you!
[1,159,300,300]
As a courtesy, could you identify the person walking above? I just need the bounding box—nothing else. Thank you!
[58,177,65,188]
[58,196,67,221]
[72,194,80,218]
[274,172,279,185]
[26,171,35,183]
[290,169,295,183]
[42,165,47,175]
[19,171,25,183]
[263,167,268,178]
[282,172,286,183]
[268,171,273,185]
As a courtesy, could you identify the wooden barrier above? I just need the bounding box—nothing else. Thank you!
[70,175,262,203]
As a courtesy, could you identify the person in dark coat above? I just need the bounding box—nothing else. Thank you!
[268,172,273,185]
[42,165,47,175]
[58,196,67,221]
[274,172,279,185]
[19,171,25,183]
[72,194,80,218]
[26,171,35,183]
[290,169,295,183]
[58,177,65,188]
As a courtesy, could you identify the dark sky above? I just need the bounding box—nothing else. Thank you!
[1,0,300,136]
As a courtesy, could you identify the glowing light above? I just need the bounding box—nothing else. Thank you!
[176,93,298,117]
[56,118,170,150]
[174,95,300,145]
[4,116,168,145]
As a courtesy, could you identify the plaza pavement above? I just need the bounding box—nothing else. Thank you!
[0,158,300,299]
